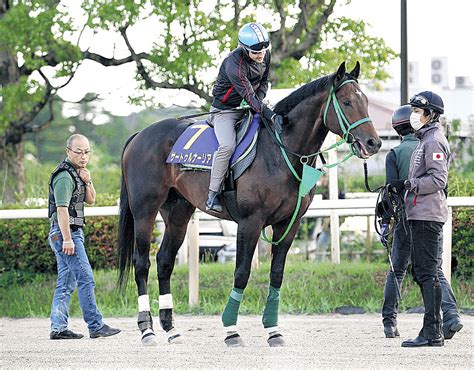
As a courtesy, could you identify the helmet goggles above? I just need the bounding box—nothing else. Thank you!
[409,94,429,107]
[243,41,270,53]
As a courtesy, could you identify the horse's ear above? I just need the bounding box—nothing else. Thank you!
[334,61,346,86]
[349,61,361,80]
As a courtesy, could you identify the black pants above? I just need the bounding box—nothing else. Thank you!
[382,218,459,328]
[409,220,444,339]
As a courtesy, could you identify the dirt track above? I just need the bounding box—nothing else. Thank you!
[1,314,472,368]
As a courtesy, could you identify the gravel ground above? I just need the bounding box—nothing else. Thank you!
[1,314,472,368]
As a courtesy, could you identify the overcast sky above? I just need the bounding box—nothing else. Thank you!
[58,0,474,116]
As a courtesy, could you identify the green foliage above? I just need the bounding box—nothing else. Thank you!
[0,77,46,130]
[0,1,80,129]
[0,260,472,317]
[452,208,473,281]
[449,170,474,197]
[275,17,397,87]
[0,217,119,274]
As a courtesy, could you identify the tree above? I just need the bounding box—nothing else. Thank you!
[0,0,396,203]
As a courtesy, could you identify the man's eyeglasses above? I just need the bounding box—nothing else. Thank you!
[410,94,429,107]
[67,147,91,156]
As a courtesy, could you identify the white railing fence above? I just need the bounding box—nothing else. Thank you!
[1,196,473,306]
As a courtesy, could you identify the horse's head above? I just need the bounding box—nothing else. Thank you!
[324,61,382,159]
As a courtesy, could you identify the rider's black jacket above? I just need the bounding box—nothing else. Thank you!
[211,47,270,113]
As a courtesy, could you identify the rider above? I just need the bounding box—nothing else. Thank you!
[380,104,463,340]
[206,22,284,212]
[388,91,462,347]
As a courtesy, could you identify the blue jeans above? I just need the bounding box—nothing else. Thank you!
[382,219,459,328]
[49,223,103,333]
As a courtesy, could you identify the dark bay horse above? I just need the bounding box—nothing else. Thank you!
[118,61,382,347]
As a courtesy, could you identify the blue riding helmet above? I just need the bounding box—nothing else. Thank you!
[238,23,270,51]
[409,91,444,114]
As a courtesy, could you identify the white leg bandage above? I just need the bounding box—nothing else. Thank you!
[266,326,280,335]
[138,294,150,312]
[159,294,173,309]
[225,325,238,334]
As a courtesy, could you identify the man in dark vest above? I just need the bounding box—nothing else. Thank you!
[48,134,120,339]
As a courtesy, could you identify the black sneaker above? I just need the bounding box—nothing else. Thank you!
[50,329,84,340]
[90,324,121,339]
[384,325,400,338]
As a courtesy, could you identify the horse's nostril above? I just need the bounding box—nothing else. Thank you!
[366,138,381,150]
[366,139,376,148]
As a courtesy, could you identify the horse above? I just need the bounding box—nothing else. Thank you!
[118,61,382,347]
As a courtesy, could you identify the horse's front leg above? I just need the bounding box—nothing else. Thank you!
[222,216,264,347]
[263,219,301,347]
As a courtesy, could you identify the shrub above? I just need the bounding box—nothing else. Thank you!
[0,216,119,274]
[451,208,473,281]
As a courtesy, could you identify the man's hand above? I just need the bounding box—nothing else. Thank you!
[62,240,75,255]
[78,168,92,185]
[379,223,389,245]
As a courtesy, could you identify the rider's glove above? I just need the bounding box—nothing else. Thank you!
[262,105,283,134]
[272,114,283,135]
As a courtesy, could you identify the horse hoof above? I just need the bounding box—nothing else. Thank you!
[224,333,245,347]
[268,334,286,347]
[168,333,183,344]
[142,334,158,346]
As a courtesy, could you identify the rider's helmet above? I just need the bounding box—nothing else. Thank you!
[391,104,413,136]
[409,91,444,114]
[238,23,270,52]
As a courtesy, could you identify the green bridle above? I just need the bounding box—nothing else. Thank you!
[323,79,372,143]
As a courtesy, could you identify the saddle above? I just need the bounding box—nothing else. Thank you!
[166,111,260,181]
[166,112,261,222]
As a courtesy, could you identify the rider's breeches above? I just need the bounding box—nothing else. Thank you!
[208,108,244,193]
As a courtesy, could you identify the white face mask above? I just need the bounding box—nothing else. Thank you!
[410,112,424,131]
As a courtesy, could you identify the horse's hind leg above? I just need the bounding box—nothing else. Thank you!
[157,195,196,343]
[132,207,163,346]
[263,220,301,347]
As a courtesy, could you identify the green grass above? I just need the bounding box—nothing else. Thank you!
[1,259,472,317]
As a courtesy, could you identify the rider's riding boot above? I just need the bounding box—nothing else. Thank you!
[206,190,222,212]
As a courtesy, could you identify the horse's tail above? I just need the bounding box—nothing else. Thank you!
[118,133,139,290]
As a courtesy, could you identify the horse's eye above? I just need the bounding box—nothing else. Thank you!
[343,101,351,107]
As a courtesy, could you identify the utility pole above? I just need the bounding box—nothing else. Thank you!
[401,0,408,104]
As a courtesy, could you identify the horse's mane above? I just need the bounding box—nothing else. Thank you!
[273,74,333,115]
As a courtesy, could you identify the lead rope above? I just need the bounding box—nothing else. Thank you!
[365,160,403,300]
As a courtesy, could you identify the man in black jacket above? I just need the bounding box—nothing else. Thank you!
[206,22,283,212]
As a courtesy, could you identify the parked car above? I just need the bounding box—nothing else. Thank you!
[155,219,237,263]
[199,220,237,262]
